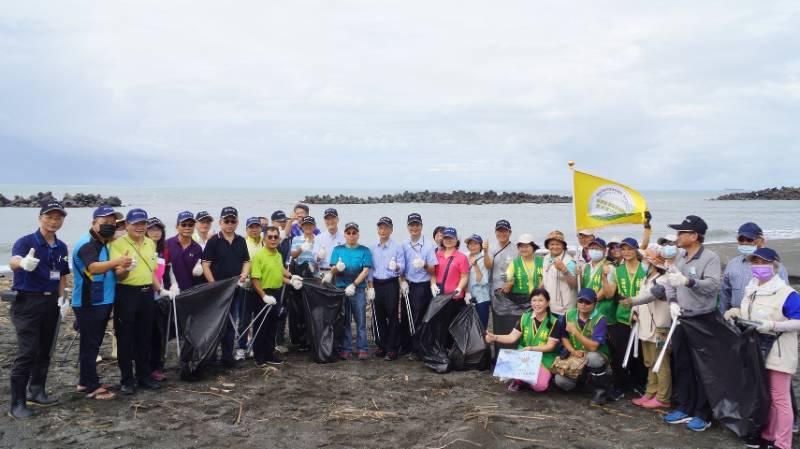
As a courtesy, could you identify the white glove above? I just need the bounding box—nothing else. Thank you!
[366,287,376,301]
[126,257,138,272]
[344,284,356,297]
[169,284,180,298]
[399,280,409,295]
[291,275,303,290]
[756,320,775,333]
[19,248,40,272]
[322,272,333,284]
[723,308,741,321]
[668,271,689,287]
[669,302,681,320]
[336,258,346,272]
[431,284,440,296]
[57,295,69,319]
[388,257,398,271]
[159,288,174,300]
[464,292,473,304]
[316,247,327,260]
[192,260,203,277]
[412,256,425,269]
[300,240,313,252]
[262,295,277,306]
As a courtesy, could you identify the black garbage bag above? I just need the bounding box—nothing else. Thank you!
[491,290,530,352]
[175,278,238,378]
[287,261,313,347]
[419,293,456,373]
[448,304,490,371]
[680,313,769,438]
[300,279,346,363]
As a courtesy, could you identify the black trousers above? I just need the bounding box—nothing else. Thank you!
[373,278,400,353]
[399,281,432,356]
[75,304,112,391]
[249,288,280,363]
[672,315,711,420]
[150,299,171,371]
[607,323,647,391]
[10,293,59,387]
[114,285,155,386]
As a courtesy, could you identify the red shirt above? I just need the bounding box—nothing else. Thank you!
[435,250,470,300]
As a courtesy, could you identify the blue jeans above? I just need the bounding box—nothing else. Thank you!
[475,301,490,329]
[341,289,368,353]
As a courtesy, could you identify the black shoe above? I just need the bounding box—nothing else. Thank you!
[138,379,161,390]
[120,383,137,395]
[591,389,608,406]
[264,356,284,365]
[742,436,763,448]
[26,385,59,406]
[221,358,238,368]
[384,352,397,361]
[607,387,624,402]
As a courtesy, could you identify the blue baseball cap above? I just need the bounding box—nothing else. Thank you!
[323,208,338,218]
[126,208,148,224]
[738,222,763,240]
[577,288,598,303]
[176,210,195,225]
[465,234,483,245]
[377,217,393,228]
[588,237,607,248]
[750,247,780,263]
[220,206,238,219]
[246,217,261,227]
[195,210,212,221]
[495,219,511,231]
[620,237,639,249]
[93,205,122,220]
[146,217,164,229]
[442,227,458,239]
[407,213,423,225]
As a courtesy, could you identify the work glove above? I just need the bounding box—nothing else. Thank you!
[19,248,40,272]
[169,284,180,299]
[756,320,775,333]
[344,284,356,297]
[668,271,688,287]
[411,257,425,269]
[322,272,333,284]
[366,287,376,302]
[192,260,203,277]
[399,280,409,295]
[431,284,441,297]
[316,247,326,260]
[290,275,303,290]
[159,288,175,300]
[300,240,313,252]
[262,295,277,306]
[650,283,666,300]
[126,257,138,272]
[335,258,346,272]
[57,295,69,319]
[388,257,398,271]
[723,308,741,321]
[669,302,681,321]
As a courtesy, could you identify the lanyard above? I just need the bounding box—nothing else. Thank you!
[33,231,57,269]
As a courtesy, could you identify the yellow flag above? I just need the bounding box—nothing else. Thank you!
[572,169,648,230]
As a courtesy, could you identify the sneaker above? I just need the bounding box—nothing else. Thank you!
[742,435,763,448]
[339,351,352,360]
[507,380,522,392]
[150,370,167,382]
[664,410,691,424]
[357,351,369,361]
[264,356,284,365]
[234,349,246,361]
[632,395,651,407]
[607,387,624,402]
[641,397,671,409]
[275,345,289,354]
[686,417,711,432]
[138,378,161,390]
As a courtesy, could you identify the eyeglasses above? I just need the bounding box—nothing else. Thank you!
[223,219,238,225]
[266,235,280,240]
[180,222,195,228]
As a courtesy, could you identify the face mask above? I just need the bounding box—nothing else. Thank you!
[99,224,116,238]
[661,245,677,259]
[588,249,604,262]
[751,265,774,281]
[737,244,757,256]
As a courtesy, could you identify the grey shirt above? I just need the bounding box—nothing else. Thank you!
[488,240,518,293]
[665,245,721,317]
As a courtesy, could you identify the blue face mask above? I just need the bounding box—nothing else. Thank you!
[661,245,677,259]
[588,249,604,262]
[737,244,757,256]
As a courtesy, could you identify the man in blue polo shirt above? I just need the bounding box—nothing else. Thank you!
[399,213,438,360]
[7,201,71,418]
[72,205,132,401]
[368,217,406,361]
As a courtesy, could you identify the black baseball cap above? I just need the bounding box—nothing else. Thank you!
[146,217,165,229]
[495,219,511,231]
[377,217,393,228]
[324,208,338,218]
[668,215,708,235]
[220,207,238,219]
[301,216,316,226]
[271,210,288,222]
[176,211,195,225]
[195,211,212,221]
[344,222,359,232]
[737,222,763,240]
[40,200,67,216]
[407,213,423,225]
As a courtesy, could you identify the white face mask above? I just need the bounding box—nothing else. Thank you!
[588,249,604,262]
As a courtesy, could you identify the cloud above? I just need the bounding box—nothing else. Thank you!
[1,1,799,190]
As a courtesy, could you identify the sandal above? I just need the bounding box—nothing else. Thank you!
[77,383,112,393]
[86,387,115,400]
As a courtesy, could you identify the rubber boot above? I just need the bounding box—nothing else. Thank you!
[9,377,34,419]
[27,384,58,406]
[590,366,612,406]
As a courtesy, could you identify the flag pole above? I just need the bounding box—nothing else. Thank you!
[568,161,579,248]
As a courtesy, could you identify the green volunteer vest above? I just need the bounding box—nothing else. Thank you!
[583,261,617,325]
[518,310,560,369]
[511,256,543,295]
[614,262,647,326]
[565,307,609,360]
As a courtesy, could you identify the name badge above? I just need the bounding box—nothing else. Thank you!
[50,270,61,281]
[689,266,697,276]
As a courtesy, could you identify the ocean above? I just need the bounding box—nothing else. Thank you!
[1,185,798,263]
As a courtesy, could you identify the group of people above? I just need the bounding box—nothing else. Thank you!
[6,201,799,449]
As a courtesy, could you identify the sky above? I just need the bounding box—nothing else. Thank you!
[1,1,799,191]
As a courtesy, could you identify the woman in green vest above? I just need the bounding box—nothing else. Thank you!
[580,237,615,325]
[602,237,648,400]
[485,288,562,393]
[500,234,543,298]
